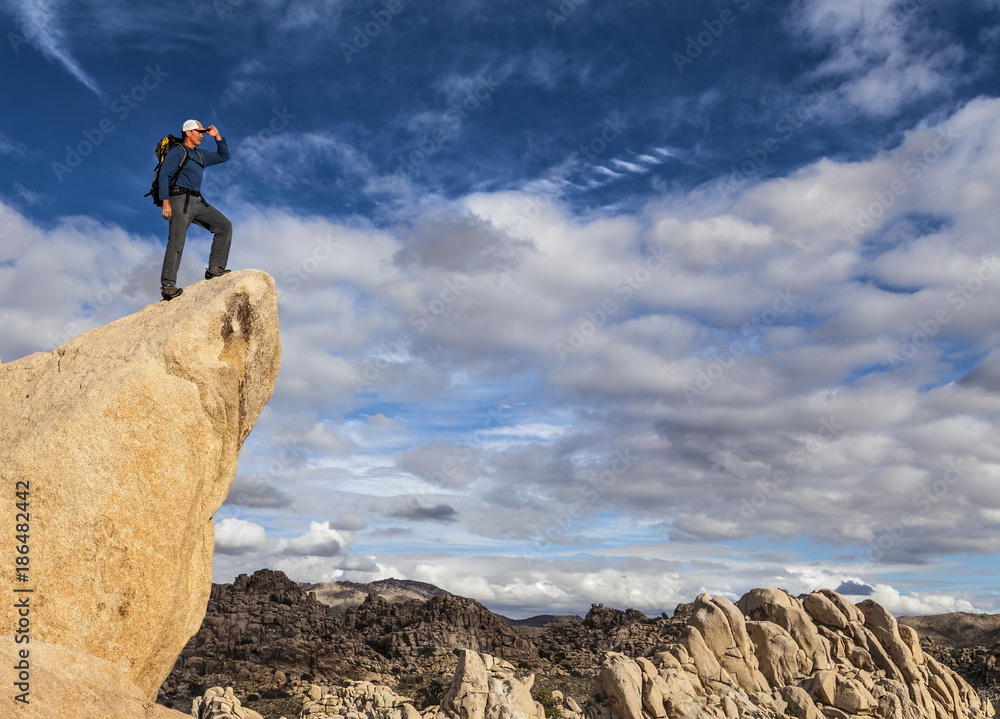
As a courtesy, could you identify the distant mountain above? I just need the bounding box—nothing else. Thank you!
[898,612,1000,649]
[299,578,453,614]
[897,611,1000,703]
[502,614,577,627]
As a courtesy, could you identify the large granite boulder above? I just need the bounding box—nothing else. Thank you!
[0,635,190,718]
[436,649,545,719]
[0,270,281,699]
[191,686,265,719]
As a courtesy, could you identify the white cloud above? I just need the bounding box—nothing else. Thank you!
[6,94,1000,616]
[212,548,986,619]
[276,520,353,557]
[868,584,980,616]
[220,59,277,107]
[8,0,104,97]
[215,518,270,555]
[0,201,160,362]
[612,159,647,174]
[0,132,30,158]
[787,0,967,117]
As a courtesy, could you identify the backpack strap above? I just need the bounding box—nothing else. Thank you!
[171,146,191,184]
[168,147,205,187]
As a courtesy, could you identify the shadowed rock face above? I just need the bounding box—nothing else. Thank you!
[163,571,538,697]
[0,270,281,700]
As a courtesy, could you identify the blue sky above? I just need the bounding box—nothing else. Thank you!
[4,0,1000,618]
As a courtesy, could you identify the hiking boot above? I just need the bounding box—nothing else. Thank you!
[161,284,183,301]
[205,266,231,280]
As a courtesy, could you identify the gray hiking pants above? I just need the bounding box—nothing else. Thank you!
[160,193,232,287]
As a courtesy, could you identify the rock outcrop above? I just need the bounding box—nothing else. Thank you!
[590,588,994,719]
[290,650,577,719]
[191,686,265,719]
[0,270,281,700]
[343,593,537,671]
[163,570,537,699]
[918,641,1000,705]
[530,602,690,678]
[297,679,424,719]
[164,569,388,697]
[436,649,546,719]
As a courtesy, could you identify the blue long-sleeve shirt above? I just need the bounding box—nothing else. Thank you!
[158,136,229,198]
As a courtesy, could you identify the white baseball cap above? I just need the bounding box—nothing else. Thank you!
[182,119,203,132]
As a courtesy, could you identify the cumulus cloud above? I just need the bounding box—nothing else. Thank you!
[277,520,353,557]
[0,201,160,362]
[393,213,533,273]
[835,580,875,596]
[869,584,980,616]
[215,518,270,555]
[330,515,369,531]
[338,555,380,572]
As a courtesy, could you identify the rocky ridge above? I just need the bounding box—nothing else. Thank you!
[164,568,387,697]
[531,603,691,678]
[342,591,536,671]
[590,587,992,719]
[162,569,537,701]
[898,614,1000,650]
[164,574,998,719]
[898,613,1000,705]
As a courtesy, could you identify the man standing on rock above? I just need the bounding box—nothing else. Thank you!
[159,119,233,301]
